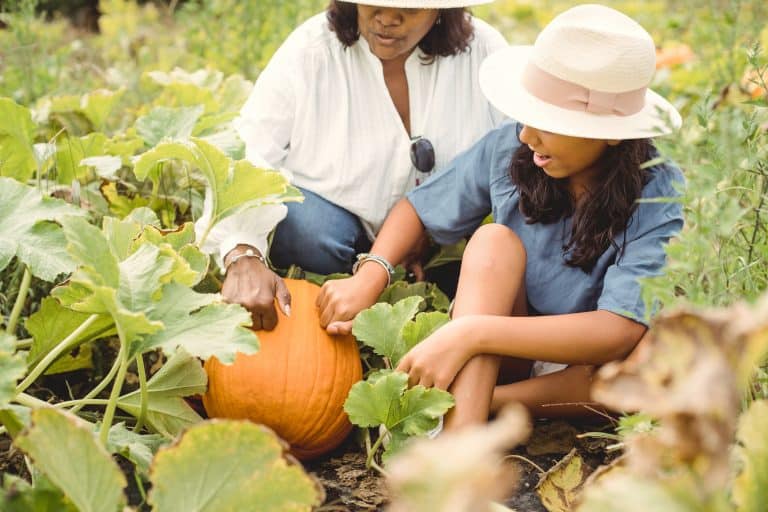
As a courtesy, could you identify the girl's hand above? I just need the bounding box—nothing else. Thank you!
[395,318,474,390]
[317,272,387,335]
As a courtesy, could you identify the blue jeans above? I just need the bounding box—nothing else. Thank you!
[269,187,372,275]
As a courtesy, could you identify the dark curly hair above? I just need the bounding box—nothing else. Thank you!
[326,1,474,61]
[510,138,655,273]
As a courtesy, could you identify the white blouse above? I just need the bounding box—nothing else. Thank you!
[196,12,507,265]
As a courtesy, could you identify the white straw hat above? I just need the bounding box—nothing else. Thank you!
[479,4,681,140]
[341,0,492,8]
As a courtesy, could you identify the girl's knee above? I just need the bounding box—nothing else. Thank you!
[464,224,526,268]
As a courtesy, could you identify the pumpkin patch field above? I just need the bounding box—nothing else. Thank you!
[1,1,767,511]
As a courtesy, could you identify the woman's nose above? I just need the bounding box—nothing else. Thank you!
[375,8,403,26]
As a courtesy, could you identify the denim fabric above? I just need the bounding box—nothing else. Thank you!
[407,120,685,326]
[269,187,372,275]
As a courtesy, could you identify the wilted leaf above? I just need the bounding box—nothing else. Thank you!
[15,408,126,512]
[732,400,768,511]
[536,449,591,512]
[0,177,83,281]
[0,333,26,408]
[387,404,530,512]
[118,349,206,437]
[148,420,323,512]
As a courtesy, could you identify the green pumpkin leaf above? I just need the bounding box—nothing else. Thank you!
[0,177,83,281]
[80,155,122,179]
[0,473,78,512]
[399,311,450,365]
[733,399,768,511]
[0,98,36,181]
[117,349,206,437]
[148,420,323,512]
[135,105,204,147]
[106,422,166,476]
[0,333,26,408]
[344,369,453,441]
[132,138,301,246]
[79,89,125,131]
[133,283,257,362]
[26,298,115,374]
[54,133,108,185]
[353,296,423,365]
[14,408,126,512]
[344,369,410,428]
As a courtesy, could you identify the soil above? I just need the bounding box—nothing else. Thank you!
[1,417,614,511]
[304,418,616,512]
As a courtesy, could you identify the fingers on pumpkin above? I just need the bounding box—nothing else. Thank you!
[275,278,292,316]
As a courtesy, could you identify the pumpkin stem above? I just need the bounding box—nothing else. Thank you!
[286,264,304,280]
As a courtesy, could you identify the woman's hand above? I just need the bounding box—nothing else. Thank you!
[221,255,290,330]
[317,270,388,335]
[395,317,474,390]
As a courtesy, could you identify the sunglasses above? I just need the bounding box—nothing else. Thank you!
[410,136,435,174]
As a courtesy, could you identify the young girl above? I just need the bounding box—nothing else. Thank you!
[316,4,684,430]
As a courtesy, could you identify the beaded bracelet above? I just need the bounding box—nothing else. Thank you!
[223,248,266,275]
[351,253,395,287]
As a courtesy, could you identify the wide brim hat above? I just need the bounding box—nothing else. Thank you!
[479,4,681,140]
[340,0,492,8]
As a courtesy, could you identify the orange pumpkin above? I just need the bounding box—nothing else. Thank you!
[203,278,362,460]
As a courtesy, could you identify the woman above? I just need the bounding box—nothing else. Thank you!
[317,4,684,430]
[197,0,506,329]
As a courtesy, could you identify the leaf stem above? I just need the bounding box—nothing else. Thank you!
[15,314,100,394]
[365,427,388,475]
[55,398,109,408]
[14,392,53,409]
[133,355,149,432]
[68,351,122,414]
[99,341,130,446]
[5,266,31,335]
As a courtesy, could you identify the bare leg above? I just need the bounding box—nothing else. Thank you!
[491,365,606,419]
[444,224,528,431]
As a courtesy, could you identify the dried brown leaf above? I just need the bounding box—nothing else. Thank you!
[386,403,531,512]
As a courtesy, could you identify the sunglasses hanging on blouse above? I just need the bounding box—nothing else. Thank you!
[410,136,435,185]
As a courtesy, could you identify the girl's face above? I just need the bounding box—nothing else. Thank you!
[518,125,620,195]
[357,6,439,63]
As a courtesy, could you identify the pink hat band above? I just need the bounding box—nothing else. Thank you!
[521,62,647,117]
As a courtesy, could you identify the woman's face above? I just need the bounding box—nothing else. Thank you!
[357,5,439,63]
[518,125,620,195]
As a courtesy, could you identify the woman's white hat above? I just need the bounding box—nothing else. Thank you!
[480,4,681,140]
[340,0,492,8]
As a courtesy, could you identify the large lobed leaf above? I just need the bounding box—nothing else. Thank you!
[0,99,36,182]
[132,138,302,244]
[344,369,454,459]
[353,296,449,366]
[148,420,323,512]
[0,177,84,281]
[14,408,126,512]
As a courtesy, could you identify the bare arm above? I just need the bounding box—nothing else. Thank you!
[397,309,646,390]
[317,198,426,332]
